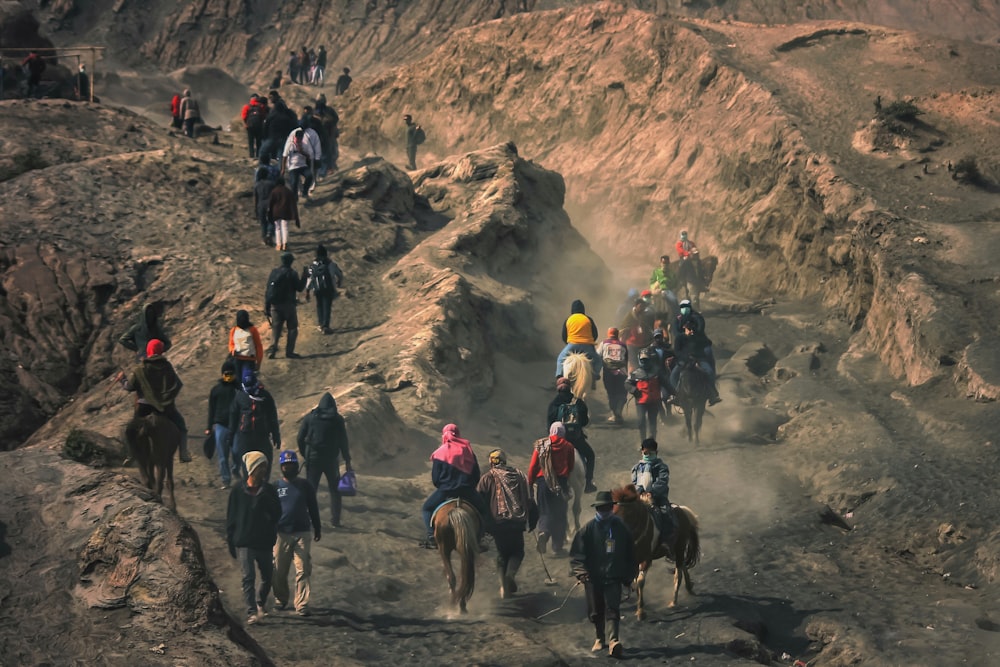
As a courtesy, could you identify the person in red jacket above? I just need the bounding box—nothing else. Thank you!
[170,92,182,129]
[527,421,576,556]
[675,229,705,287]
[241,94,267,159]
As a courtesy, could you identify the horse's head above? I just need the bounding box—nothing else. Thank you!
[612,484,639,504]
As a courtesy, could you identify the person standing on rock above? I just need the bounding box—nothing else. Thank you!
[313,46,327,86]
[596,328,629,424]
[304,244,344,335]
[179,89,200,139]
[228,368,282,481]
[119,338,192,462]
[170,91,182,128]
[287,51,300,85]
[335,67,352,95]
[118,302,172,360]
[527,422,575,556]
[297,392,353,528]
[476,448,534,599]
[228,309,265,375]
[206,360,240,489]
[547,377,597,493]
[555,299,601,382]
[404,113,425,170]
[569,490,637,658]
[227,450,282,627]
[264,252,305,359]
[272,450,321,615]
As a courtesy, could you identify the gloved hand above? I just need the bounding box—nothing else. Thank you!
[265,311,272,325]
[576,573,590,583]
[228,543,237,559]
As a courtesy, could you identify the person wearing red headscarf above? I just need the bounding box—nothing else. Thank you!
[419,424,490,548]
[119,338,192,462]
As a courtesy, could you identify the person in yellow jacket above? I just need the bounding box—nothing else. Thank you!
[555,299,602,380]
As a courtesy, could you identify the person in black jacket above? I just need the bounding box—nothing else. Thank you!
[226,450,282,626]
[304,244,344,334]
[260,91,298,162]
[297,392,352,527]
[264,252,306,359]
[118,302,171,360]
[228,368,281,481]
[206,360,240,489]
[253,165,277,246]
[547,377,597,493]
[570,491,638,658]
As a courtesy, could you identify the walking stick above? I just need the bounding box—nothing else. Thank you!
[533,530,558,586]
[535,580,582,620]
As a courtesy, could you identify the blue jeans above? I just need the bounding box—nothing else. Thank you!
[555,343,602,380]
[286,167,312,198]
[213,424,233,485]
[238,547,274,617]
[314,292,333,329]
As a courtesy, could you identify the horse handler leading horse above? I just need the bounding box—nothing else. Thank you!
[570,490,638,658]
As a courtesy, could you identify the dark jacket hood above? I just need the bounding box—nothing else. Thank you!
[571,300,586,315]
[316,393,339,418]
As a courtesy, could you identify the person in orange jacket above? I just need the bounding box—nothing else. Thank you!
[229,309,265,376]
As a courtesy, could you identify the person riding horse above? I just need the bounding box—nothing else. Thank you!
[631,438,674,546]
[420,424,490,549]
[547,377,597,493]
[555,299,602,383]
[670,321,722,406]
[119,338,192,462]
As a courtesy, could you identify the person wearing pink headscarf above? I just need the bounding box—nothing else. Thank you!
[419,424,490,548]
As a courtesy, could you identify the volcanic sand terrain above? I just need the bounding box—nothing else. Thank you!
[3,5,1000,667]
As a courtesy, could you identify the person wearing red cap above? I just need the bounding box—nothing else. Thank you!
[119,338,192,462]
[596,328,629,424]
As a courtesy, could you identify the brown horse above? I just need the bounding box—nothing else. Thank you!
[612,484,700,620]
[432,499,480,613]
[124,413,180,510]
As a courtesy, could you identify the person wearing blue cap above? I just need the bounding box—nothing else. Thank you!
[273,450,322,615]
[228,367,282,481]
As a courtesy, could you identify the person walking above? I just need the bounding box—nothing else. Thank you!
[527,422,575,556]
[267,179,299,252]
[476,448,534,598]
[403,113,425,170]
[178,89,200,138]
[264,252,305,359]
[272,450,322,615]
[228,309,265,376]
[119,339,192,462]
[625,347,668,442]
[206,360,240,489]
[226,451,282,626]
[242,94,267,159]
[596,328,629,424]
[254,165,277,246]
[228,368,281,481]
[569,490,638,658]
[282,126,321,201]
[297,392,353,528]
[335,67,352,95]
[304,244,344,335]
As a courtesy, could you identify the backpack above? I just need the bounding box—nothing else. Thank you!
[232,327,254,357]
[602,340,627,370]
[556,398,583,440]
[238,399,259,433]
[265,267,291,305]
[414,126,426,145]
[309,260,334,295]
[246,104,266,131]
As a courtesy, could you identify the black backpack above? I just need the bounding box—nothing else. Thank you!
[414,126,426,145]
[238,399,259,433]
[309,261,334,295]
[556,398,583,439]
[265,267,291,305]
[246,104,266,131]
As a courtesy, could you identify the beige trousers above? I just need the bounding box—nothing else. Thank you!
[272,531,312,611]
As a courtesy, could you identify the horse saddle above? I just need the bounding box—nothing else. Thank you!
[430,497,481,526]
[649,504,677,550]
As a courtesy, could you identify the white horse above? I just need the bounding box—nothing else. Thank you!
[567,450,585,533]
[562,351,594,402]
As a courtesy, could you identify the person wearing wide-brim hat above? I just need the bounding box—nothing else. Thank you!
[569,490,638,658]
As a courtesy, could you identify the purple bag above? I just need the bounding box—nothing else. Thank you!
[337,470,357,496]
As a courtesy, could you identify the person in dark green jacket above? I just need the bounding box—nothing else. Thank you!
[569,491,638,658]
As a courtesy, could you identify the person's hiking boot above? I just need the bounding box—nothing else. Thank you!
[274,600,287,611]
[708,395,723,406]
[419,535,436,549]
[256,603,269,618]
[178,440,193,463]
[267,348,277,359]
[585,481,598,494]
[609,639,623,658]
[296,608,310,616]
[286,352,303,359]
[592,638,606,652]
[536,532,549,554]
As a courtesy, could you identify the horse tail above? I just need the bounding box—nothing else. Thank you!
[451,506,477,602]
[675,506,701,569]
